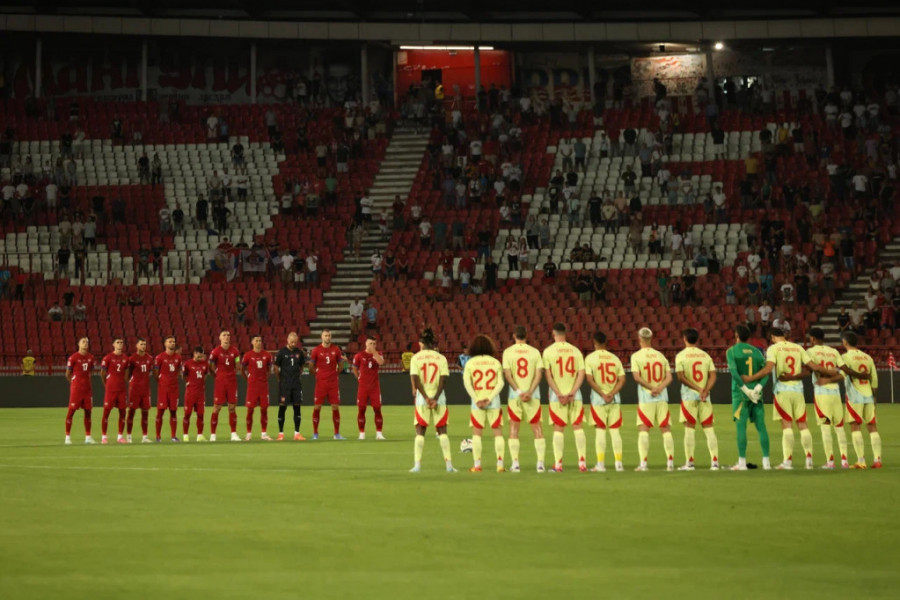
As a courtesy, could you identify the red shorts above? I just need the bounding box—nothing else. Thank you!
[69,389,93,410]
[357,387,382,409]
[246,387,270,409]
[104,389,127,411]
[214,380,237,406]
[128,391,151,411]
[314,381,340,406]
[184,395,206,412]
[157,387,179,411]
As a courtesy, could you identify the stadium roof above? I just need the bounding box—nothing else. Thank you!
[7,1,900,22]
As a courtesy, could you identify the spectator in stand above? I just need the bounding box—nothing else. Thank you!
[384,249,397,279]
[83,215,97,250]
[172,205,184,235]
[418,217,432,249]
[206,112,219,140]
[257,293,269,325]
[48,303,63,321]
[306,251,319,286]
[195,195,209,230]
[235,296,247,325]
[349,298,364,337]
[484,256,498,291]
[370,250,384,281]
[74,298,86,322]
[683,268,697,304]
[365,303,378,331]
[159,206,172,235]
[758,300,773,335]
[151,153,162,186]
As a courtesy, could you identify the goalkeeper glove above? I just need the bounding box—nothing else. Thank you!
[741,385,760,404]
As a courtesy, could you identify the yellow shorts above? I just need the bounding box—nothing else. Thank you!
[814,394,844,426]
[507,395,542,425]
[845,401,876,426]
[590,403,622,429]
[470,407,502,430]
[636,402,671,428]
[679,400,714,427]
[548,400,584,427]
[773,392,807,423]
[414,404,449,428]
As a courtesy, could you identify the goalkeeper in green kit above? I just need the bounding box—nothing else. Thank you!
[726,325,771,471]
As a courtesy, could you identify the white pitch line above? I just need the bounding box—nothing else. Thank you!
[0,463,403,474]
[1,450,408,459]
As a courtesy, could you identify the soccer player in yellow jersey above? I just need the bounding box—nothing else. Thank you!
[805,327,850,469]
[631,327,675,471]
[501,326,546,472]
[463,334,506,473]
[584,331,625,472]
[674,328,719,471]
[542,322,587,472]
[408,329,456,473]
[839,331,882,469]
[743,327,834,469]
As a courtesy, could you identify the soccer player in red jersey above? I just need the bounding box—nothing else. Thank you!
[209,330,241,442]
[242,334,274,441]
[126,338,154,443]
[154,335,183,442]
[100,337,129,444]
[65,337,96,444]
[182,346,209,442]
[309,329,345,440]
[352,335,386,440]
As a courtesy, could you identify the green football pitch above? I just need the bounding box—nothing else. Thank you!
[1,405,898,600]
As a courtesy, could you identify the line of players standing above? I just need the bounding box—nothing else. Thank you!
[63,329,386,444]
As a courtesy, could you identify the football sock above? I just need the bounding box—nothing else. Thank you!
[782,428,795,463]
[736,419,748,458]
[83,410,92,436]
[662,431,674,463]
[312,408,320,435]
[610,429,623,462]
[246,408,254,433]
[871,432,882,461]
[820,424,834,462]
[852,430,865,461]
[101,407,111,436]
[508,437,521,462]
[573,428,586,462]
[183,408,191,435]
[210,411,218,434]
[754,411,770,457]
[373,408,383,432]
[836,426,848,461]
[260,409,267,432]
[117,410,125,436]
[155,411,163,438]
[800,428,813,459]
[277,405,287,433]
[595,429,607,464]
[683,428,696,463]
[472,435,483,463]
[169,411,177,438]
[357,406,366,433]
[638,431,649,464]
[65,407,76,436]
[493,435,505,463]
[552,431,564,465]
[414,435,425,463]
[228,411,237,434]
[332,408,341,434]
[196,410,204,435]
[292,405,301,433]
[438,433,452,461]
[126,409,135,434]
[140,410,149,436]
[704,428,719,463]
[534,438,546,463]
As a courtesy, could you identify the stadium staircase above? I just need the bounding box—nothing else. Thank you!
[818,237,900,343]
[302,128,428,349]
